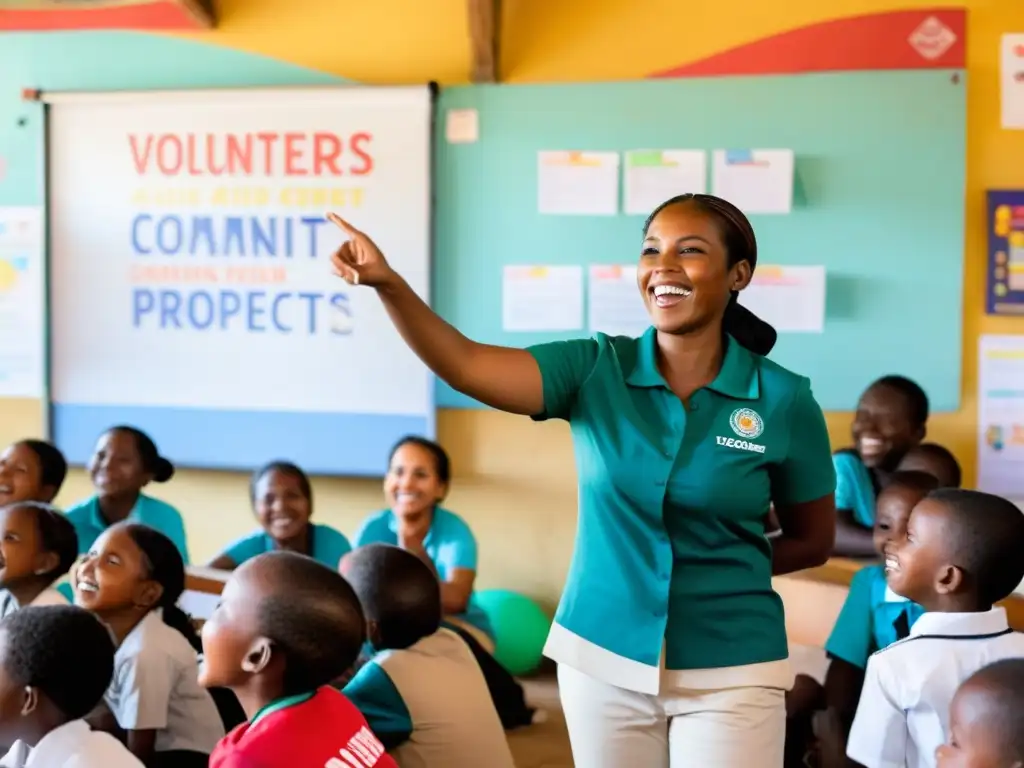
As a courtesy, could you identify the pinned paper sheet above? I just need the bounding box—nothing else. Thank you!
[624,150,707,215]
[1001,35,1024,130]
[739,265,825,333]
[537,151,619,215]
[502,265,583,332]
[977,335,1024,503]
[445,108,479,144]
[712,149,794,214]
[588,265,650,337]
[0,206,44,398]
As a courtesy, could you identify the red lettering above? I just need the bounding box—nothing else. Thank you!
[255,132,279,174]
[128,134,153,174]
[206,134,228,176]
[156,135,183,175]
[226,135,252,175]
[350,132,373,176]
[313,132,342,176]
[284,132,307,176]
[186,134,204,176]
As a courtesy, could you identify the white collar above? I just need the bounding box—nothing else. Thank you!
[883,586,909,603]
[21,721,90,766]
[909,607,1010,638]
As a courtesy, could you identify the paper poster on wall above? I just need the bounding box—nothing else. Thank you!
[711,149,794,214]
[739,265,825,333]
[588,265,650,337]
[986,190,1024,315]
[502,265,583,331]
[0,206,44,398]
[446,108,479,144]
[537,151,619,215]
[1000,34,1024,130]
[623,150,706,215]
[977,335,1024,503]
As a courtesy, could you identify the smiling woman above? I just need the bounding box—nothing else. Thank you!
[324,195,837,768]
[206,460,352,571]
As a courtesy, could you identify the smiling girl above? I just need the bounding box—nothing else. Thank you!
[0,440,67,508]
[0,502,78,619]
[207,461,351,570]
[64,427,189,563]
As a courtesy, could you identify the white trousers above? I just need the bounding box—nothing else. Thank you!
[557,664,786,768]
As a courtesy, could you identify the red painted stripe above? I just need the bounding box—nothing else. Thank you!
[650,9,966,78]
[0,2,202,31]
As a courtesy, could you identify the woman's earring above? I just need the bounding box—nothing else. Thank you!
[20,687,37,716]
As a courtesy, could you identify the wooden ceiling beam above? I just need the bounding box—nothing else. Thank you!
[468,0,499,83]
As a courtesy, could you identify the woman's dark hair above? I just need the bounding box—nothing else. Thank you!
[121,523,200,652]
[8,501,78,580]
[17,440,68,495]
[107,426,174,483]
[388,436,451,484]
[249,461,313,509]
[642,193,777,356]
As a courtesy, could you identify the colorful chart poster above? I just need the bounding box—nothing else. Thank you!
[977,335,1024,504]
[986,191,1024,315]
[0,206,44,398]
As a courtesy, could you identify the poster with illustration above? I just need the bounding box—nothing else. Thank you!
[986,191,1024,316]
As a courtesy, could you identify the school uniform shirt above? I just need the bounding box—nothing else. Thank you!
[65,494,190,562]
[528,329,836,695]
[832,450,877,527]
[825,564,925,669]
[105,608,224,755]
[209,687,397,768]
[354,508,493,641]
[344,627,515,768]
[220,523,352,569]
[0,720,144,768]
[0,585,69,620]
[847,607,1024,768]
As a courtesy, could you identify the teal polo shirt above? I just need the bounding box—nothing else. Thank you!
[528,328,835,694]
[65,493,191,562]
[354,508,493,641]
[220,523,352,569]
[833,451,877,527]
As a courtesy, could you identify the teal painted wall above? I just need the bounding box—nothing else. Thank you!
[0,35,965,412]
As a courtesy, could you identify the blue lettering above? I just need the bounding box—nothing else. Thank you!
[300,216,327,258]
[160,290,182,327]
[131,215,152,255]
[253,218,276,256]
[271,292,291,332]
[225,217,245,255]
[190,217,216,255]
[156,216,182,254]
[188,292,215,329]
[132,289,155,325]
[297,292,320,333]
[330,293,352,335]
[247,291,266,331]
[220,291,241,329]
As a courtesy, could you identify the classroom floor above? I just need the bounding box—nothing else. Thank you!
[509,676,574,768]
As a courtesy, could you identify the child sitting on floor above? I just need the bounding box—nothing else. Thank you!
[342,544,516,768]
[200,551,396,768]
[897,443,962,489]
[0,502,77,619]
[845,488,1024,768]
[0,605,143,767]
[936,658,1024,768]
[74,523,224,767]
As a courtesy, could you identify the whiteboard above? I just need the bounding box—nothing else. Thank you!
[46,86,434,476]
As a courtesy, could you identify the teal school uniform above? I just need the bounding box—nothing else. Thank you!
[353,508,493,641]
[221,523,352,569]
[833,450,877,527]
[527,329,836,694]
[59,494,191,601]
[824,564,924,669]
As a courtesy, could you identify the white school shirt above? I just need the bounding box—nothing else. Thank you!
[105,609,224,754]
[0,586,69,620]
[847,607,1024,768]
[0,720,144,768]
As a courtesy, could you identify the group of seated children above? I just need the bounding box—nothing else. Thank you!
[785,374,1024,768]
[0,533,517,767]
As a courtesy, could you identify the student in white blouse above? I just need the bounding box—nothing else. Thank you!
[0,605,143,768]
[847,489,1024,768]
[0,503,78,621]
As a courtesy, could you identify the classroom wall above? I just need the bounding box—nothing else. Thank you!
[0,0,1021,609]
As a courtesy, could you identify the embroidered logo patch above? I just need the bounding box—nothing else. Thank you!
[729,408,764,439]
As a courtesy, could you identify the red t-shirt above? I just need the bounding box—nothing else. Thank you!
[210,687,397,768]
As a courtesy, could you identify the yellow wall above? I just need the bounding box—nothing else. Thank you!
[2,0,1022,609]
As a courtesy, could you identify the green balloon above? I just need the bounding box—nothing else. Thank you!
[474,589,551,676]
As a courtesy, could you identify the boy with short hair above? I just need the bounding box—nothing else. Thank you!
[897,443,962,489]
[0,605,143,767]
[936,658,1024,768]
[342,544,515,768]
[846,489,1024,768]
[199,551,396,768]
